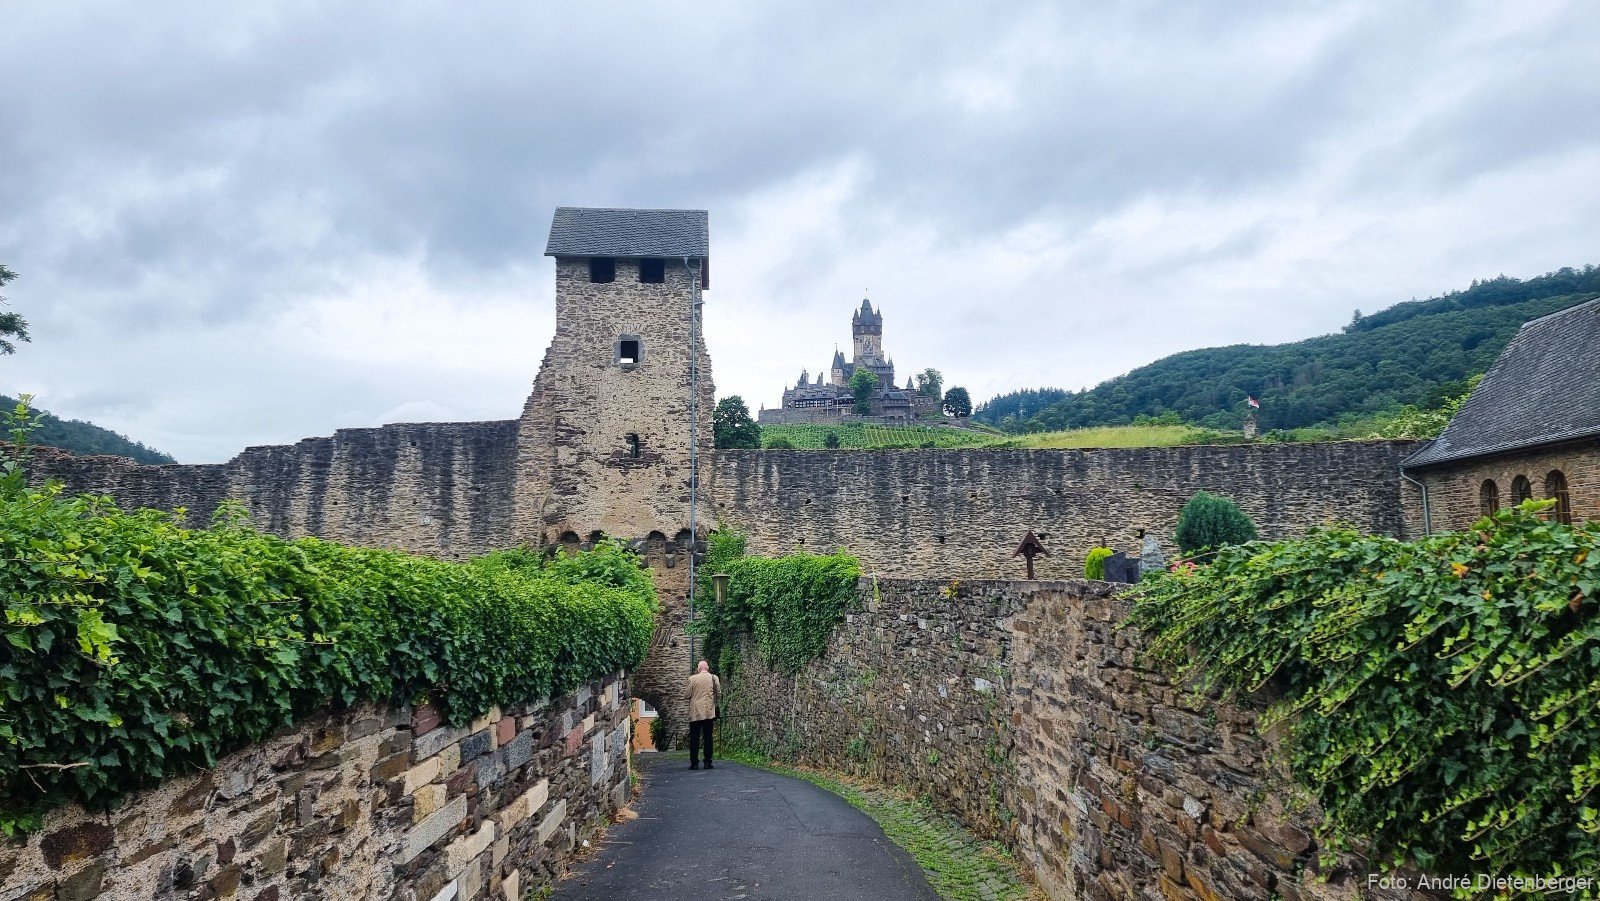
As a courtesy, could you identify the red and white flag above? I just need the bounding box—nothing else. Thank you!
[1246,396,1260,409]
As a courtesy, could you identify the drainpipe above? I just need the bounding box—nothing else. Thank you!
[1400,467,1432,537]
[686,255,702,672]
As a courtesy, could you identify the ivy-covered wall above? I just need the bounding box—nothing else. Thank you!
[723,578,1433,901]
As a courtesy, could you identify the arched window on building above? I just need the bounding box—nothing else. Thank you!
[1545,470,1572,525]
[1479,479,1500,516]
[1511,475,1533,505]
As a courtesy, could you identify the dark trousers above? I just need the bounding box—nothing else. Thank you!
[689,718,715,765]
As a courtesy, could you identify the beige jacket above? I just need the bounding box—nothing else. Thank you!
[685,671,721,722]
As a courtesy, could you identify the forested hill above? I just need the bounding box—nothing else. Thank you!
[2,395,175,464]
[975,266,1600,433]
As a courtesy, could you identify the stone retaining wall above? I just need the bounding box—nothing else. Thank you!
[722,579,1433,901]
[2,675,632,901]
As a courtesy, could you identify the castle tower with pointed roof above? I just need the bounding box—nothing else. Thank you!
[763,298,939,424]
[852,298,887,377]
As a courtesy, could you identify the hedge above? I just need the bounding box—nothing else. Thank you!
[0,486,656,831]
[1129,502,1600,894]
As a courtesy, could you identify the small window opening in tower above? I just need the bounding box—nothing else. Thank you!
[590,257,616,283]
[639,258,665,284]
[619,339,641,365]
[627,433,641,459]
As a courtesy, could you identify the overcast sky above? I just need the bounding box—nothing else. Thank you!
[2,1,1596,462]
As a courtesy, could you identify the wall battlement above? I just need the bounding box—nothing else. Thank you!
[713,441,1419,578]
[31,419,520,559]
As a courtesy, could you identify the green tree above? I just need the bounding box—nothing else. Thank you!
[823,431,842,449]
[942,386,972,418]
[0,264,29,355]
[713,396,762,449]
[1173,491,1258,554]
[765,436,795,449]
[0,394,175,464]
[849,369,879,415]
[913,367,944,398]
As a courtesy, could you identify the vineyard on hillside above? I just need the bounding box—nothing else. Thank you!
[760,422,999,449]
[757,421,1297,450]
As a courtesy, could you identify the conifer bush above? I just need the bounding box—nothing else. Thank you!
[1173,490,1258,554]
[1084,547,1114,580]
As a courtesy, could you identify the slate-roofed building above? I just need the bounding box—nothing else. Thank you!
[1403,296,1600,530]
[545,206,710,287]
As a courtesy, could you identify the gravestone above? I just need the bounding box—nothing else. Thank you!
[1101,551,1140,584]
[1138,533,1166,578]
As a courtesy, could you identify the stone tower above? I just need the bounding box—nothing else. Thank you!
[852,298,884,365]
[515,207,715,721]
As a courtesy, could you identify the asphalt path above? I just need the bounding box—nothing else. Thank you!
[550,754,940,901]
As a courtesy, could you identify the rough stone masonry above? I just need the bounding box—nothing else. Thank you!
[0,674,632,901]
[721,579,1438,901]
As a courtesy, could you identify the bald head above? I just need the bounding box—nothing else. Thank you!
[697,660,710,674]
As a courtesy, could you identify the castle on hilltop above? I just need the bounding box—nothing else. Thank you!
[758,298,941,424]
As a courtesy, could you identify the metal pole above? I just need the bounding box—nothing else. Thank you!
[686,256,701,672]
[1400,467,1432,537]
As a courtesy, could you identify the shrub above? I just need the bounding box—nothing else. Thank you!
[1084,547,1114,580]
[0,484,656,831]
[691,530,859,678]
[1173,490,1258,554]
[648,711,669,751]
[1129,503,1600,888]
[824,431,842,449]
[766,437,795,449]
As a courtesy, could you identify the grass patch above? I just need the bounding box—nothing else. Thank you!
[722,750,1041,901]
[1001,423,1229,448]
[761,421,1239,451]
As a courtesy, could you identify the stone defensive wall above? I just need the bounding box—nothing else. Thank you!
[37,440,1416,578]
[3,674,632,901]
[721,579,1431,901]
[713,441,1420,578]
[28,420,521,559]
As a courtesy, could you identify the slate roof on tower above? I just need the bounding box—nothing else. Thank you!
[1404,296,1600,469]
[545,207,710,259]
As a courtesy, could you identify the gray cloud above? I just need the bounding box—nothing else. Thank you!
[2,0,1596,461]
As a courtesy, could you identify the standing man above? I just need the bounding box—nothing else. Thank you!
[685,660,721,770]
